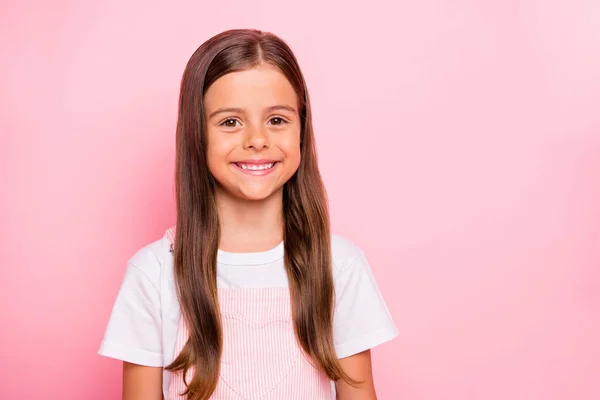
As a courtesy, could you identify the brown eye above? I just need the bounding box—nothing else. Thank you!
[269,117,286,126]
[222,119,239,128]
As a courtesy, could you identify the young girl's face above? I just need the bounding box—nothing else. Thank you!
[203,63,301,202]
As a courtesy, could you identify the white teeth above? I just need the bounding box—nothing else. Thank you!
[239,162,274,170]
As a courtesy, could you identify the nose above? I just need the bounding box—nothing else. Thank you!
[243,124,269,150]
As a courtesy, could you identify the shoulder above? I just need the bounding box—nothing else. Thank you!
[126,230,173,291]
[330,234,399,357]
[330,233,366,276]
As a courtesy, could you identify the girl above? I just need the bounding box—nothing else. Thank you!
[99,29,398,400]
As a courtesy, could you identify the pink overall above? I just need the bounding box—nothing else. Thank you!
[165,228,333,399]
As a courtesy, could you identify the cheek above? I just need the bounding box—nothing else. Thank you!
[206,132,236,173]
[279,132,301,162]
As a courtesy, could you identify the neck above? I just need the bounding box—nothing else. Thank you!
[215,188,284,253]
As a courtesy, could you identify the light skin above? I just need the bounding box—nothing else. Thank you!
[122,64,376,400]
[204,63,301,253]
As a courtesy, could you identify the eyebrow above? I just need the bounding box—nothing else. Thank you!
[208,104,297,119]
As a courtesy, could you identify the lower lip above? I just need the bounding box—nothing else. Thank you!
[232,162,279,176]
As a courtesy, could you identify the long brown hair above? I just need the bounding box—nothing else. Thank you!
[165,29,356,399]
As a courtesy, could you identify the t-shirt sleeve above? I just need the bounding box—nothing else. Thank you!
[333,246,398,359]
[98,261,163,367]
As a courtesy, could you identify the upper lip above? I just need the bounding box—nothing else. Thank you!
[234,159,278,164]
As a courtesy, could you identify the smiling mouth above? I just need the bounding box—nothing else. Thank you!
[233,161,278,171]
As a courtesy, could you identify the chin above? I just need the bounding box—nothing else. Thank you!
[238,190,278,202]
[233,185,283,202]
[214,177,286,203]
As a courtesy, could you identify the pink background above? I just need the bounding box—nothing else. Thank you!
[1,0,599,398]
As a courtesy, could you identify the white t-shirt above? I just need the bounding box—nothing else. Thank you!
[98,231,398,395]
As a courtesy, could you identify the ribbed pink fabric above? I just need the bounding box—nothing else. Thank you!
[165,228,333,399]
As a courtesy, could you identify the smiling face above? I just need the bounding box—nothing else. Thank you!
[204,63,302,202]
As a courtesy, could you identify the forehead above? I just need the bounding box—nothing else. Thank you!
[204,64,298,111]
